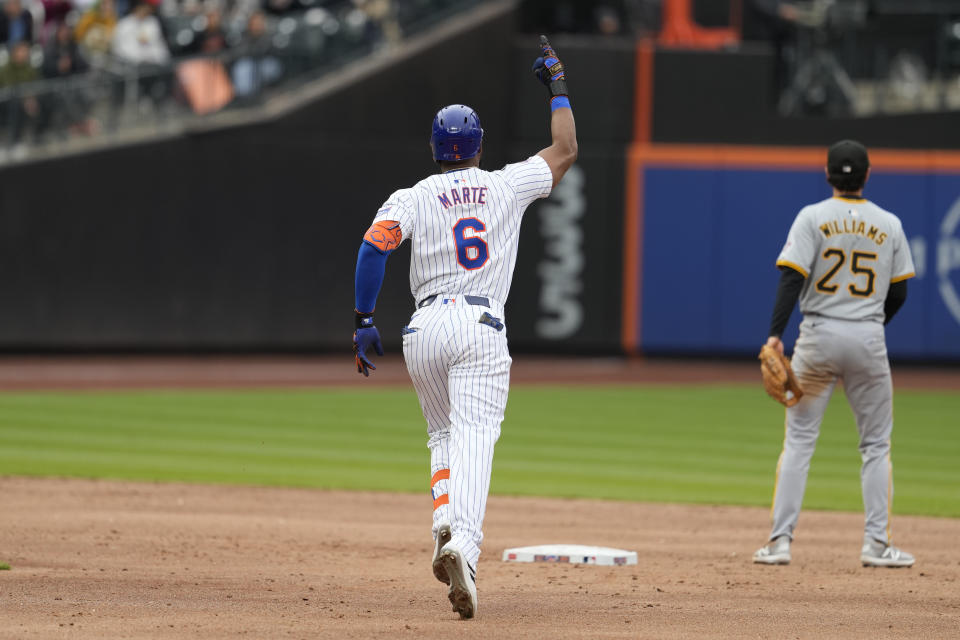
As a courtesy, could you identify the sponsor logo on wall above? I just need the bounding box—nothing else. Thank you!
[938,195,960,326]
[536,165,585,339]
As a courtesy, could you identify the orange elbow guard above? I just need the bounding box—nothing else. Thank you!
[363,220,402,253]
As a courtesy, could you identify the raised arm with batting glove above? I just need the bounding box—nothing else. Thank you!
[532,35,568,101]
[531,36,577,187]
[352,35,575,379]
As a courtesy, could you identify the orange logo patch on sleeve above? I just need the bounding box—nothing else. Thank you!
[364,220,402,253]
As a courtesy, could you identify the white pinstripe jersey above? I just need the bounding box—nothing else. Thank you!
[777,196,915,323]
[373,155,554,307]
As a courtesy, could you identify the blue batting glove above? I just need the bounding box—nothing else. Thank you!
[532,35,565,86]
[353,326,383,377]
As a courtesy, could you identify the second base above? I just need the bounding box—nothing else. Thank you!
[502,544,637,566]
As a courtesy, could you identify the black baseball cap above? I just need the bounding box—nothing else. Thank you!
[827,140,869,177]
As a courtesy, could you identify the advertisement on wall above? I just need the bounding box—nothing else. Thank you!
[935,195,960,329]
[623,146,960,360]
[507,151,625,352]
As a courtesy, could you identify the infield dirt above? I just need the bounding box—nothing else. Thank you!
[2,476,959,639]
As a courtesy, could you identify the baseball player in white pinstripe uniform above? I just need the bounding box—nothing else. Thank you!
[351,37,577,618]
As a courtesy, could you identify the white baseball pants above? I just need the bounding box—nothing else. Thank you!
[402,296,511,569]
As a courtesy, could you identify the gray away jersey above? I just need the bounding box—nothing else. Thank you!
[372,155,554,306]
[777,196,915,323]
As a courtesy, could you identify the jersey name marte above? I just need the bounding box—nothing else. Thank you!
[777,196,915,323]
[372,155,554,307]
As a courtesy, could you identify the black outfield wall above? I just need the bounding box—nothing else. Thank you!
[0,18,634,352]
[0,10,515,350]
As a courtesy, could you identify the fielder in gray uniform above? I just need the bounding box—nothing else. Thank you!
[753,140,916,568]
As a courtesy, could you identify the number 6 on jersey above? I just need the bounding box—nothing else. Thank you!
[453,217,489,270]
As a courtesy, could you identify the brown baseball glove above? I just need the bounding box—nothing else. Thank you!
[759,344,804,407]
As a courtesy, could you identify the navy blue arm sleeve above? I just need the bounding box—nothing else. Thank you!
[355,241,390,314]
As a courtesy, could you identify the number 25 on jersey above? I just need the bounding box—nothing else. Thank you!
[816,248,877,297]
[453,218,489,270]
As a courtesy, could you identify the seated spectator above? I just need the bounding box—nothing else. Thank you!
[75,0,118,56]
[111,0,171,109]
[0,0,34,46]
[43,22,88,78]
[0,38,37,82]
[196,6,227,54]
[0,40,40,144]
[44,20,88,77]
[40,20,95,136]
[231,10,281,99]
[112,0,169,66]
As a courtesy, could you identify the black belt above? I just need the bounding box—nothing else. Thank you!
[418,294,489,308]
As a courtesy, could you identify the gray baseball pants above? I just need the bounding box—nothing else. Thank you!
[769,315,895,545]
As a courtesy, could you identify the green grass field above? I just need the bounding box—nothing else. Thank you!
[0,386,957,517]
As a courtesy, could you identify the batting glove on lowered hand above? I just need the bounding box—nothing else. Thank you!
[353,313,383,377]
[531,35,568,98]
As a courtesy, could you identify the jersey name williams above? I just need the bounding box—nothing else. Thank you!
[437,186,489,209]
[819,218,888,245]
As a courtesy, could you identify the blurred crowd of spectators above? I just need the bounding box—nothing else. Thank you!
[0,0,403,148]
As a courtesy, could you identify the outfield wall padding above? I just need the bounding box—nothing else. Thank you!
[622,146,960,360]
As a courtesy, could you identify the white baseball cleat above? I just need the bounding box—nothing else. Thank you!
[438,544,478,620]
[753,535,791,565]
[861,540,915,568]
[431,523,452,584]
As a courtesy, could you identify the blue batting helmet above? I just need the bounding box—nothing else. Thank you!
[430,105,483,162]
